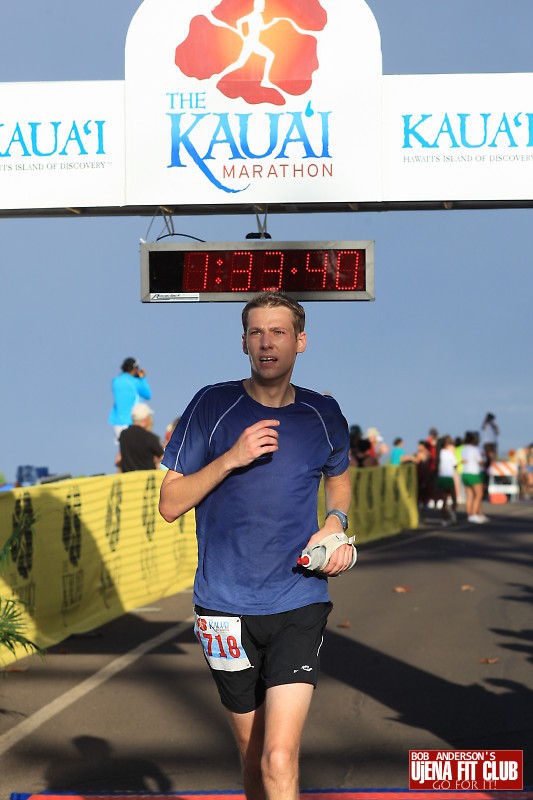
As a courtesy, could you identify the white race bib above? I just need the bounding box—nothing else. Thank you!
[194,613,252,672]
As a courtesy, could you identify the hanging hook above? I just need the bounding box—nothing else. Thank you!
[161,207,175,237]
[246,206,271,239]
[144,206,180,242]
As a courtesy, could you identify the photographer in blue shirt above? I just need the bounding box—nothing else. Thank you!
[108,357,152,444]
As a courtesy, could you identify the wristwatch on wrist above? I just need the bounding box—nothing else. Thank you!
[325,509,348,532]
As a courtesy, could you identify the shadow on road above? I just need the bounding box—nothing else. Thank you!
[44,735,172,793]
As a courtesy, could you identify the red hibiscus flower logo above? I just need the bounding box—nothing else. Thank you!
[175,0,327,106]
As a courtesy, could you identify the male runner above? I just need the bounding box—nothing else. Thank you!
[159,292,353,800]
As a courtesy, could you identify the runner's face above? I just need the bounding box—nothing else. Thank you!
[243,306,306,382]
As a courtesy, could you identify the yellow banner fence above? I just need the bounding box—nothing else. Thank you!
[0,464,417,666]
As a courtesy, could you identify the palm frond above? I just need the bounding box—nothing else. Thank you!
[0,528,22,574]
[0,598,44,660]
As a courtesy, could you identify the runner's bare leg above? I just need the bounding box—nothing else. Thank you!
[226,704,267,800]
[262,683,314,800]
[226,682,314,800]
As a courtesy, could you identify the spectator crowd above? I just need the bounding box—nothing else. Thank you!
[106,361,533,525]
[347,414,533,527]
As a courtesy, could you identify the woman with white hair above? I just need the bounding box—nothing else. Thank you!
[365,427,389,463]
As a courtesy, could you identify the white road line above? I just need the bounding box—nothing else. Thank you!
[0,618,193,757]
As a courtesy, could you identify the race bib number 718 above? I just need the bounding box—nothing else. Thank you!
[194,613,252,672]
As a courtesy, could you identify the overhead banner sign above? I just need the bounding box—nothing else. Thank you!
[0,0,532,213]
[0,81,125,210]
[384,73,533,202]
[124,0,382,206]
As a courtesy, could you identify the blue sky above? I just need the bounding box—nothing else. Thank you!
[0,0,532,482]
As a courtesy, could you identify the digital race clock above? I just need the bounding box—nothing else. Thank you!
[140,240,374,302]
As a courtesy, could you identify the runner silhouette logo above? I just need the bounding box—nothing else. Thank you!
[175,0,328,106]
[63,488,82,567]
[10,494,34,579]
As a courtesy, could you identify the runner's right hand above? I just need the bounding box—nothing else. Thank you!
[227,419,280,469]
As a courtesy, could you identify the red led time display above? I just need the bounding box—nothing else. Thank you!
[141,241,374,302]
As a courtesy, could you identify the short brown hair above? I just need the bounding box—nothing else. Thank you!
[242,292,305,335]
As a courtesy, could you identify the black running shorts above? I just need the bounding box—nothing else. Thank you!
[194,601,333,714]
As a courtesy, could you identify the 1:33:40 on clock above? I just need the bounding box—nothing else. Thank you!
[141,240,375,303]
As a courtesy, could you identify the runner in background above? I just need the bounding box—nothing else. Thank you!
[454,435,465,505]
[425,427,439,508]
[436,435,458,526]
[461,431,487,524]
[481,413,499,497]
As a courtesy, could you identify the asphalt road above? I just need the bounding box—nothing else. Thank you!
[1,501,532,797]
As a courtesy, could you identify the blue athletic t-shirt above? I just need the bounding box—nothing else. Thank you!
[162,380,349,615]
